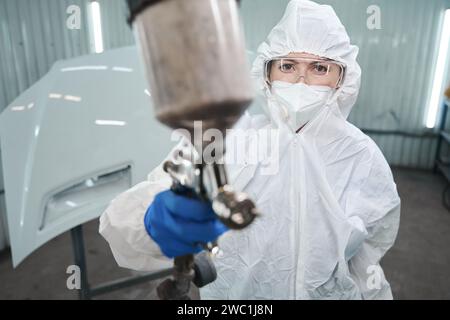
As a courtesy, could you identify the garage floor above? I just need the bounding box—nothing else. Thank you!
[0,167,449,300]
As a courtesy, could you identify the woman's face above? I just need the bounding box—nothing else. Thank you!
[268,52,343,88]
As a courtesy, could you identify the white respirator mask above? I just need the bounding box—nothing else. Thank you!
[270,81,333,132]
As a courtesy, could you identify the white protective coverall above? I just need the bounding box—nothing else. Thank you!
[99,0,400,300]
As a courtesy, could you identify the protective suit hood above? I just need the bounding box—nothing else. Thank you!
[251,0,361,119]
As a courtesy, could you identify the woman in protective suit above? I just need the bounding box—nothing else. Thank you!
[99,0,400,300]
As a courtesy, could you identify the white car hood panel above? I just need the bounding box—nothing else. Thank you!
[0,47,174,266]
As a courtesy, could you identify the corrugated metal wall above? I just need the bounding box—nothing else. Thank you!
[0,0,89,113]
[0,0,134,113]
[97,0,134,50]
[241,0,450,169]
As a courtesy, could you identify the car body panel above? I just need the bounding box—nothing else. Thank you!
[0,46,175,266]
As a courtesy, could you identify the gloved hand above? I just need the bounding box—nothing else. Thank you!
[144,190,228,258]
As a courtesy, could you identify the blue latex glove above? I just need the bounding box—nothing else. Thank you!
[144,190,228,258]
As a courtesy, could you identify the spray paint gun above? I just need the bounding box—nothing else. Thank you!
[126,0,258,299]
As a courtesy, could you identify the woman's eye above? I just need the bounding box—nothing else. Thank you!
[280,63,295,73]
[313,64,329,74]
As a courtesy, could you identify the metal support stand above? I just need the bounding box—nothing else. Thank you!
[70,225,91,300]
[70,224,173,300]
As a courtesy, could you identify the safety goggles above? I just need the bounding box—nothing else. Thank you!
[264,56,346,89]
